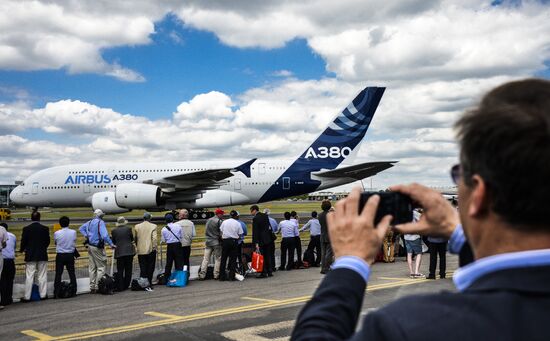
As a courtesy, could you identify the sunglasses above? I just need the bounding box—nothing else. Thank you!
[450,164,461,185]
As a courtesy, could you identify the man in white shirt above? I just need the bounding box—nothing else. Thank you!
[278,212,299,271]
[161,214,184,281]
[53,216,77,298]
[300,211,322,267]
[219,210,244,281]
[175,209,196,270]
[0,223,15,308]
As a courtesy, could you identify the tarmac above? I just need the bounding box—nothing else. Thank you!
[0,254,458,340]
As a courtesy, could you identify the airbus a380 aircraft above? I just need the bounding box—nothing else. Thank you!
[10,87,396,216]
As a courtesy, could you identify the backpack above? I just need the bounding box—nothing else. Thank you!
[57,281,76,298]
[131,277,150,291]
[98,274,115,295]
[157,273,167,285]
[303,249,315,264]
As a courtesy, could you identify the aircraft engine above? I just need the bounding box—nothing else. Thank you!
[91,192,129,214]
[115,183,162,209]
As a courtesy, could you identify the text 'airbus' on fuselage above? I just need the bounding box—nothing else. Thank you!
[10,87,396,214]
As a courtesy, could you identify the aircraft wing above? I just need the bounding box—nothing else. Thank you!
[312,161,397,180]
[145,158,256,192]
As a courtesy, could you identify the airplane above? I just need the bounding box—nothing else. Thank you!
[10,86,396,218]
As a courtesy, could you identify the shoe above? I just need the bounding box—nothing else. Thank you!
[90,289,97,294]
[426,275,436,280]
[278,267,285,271]
[440,275,446,279]
[409,274,416,279]
[256,274,268,279]
[320,270,327,274]
[0,305,4,310]
[267,273,273,277]
[197,277,206,281]
[145,287,153,292]
[414,273,425,278]
[20,298,31,303]
[272,268,277,272]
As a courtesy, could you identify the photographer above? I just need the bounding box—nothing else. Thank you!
[292,79,550,340]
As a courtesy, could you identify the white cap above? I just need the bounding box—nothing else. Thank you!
[94,209,105,217]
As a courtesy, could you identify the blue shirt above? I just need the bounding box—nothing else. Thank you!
[238,220,248,244]
[54,227,77,253]
[278,220,298,238]
[268,216,278,233]
[1,232,16,259]
[79,218,113,247]
[161,223,182,244]
[299,218,321,236]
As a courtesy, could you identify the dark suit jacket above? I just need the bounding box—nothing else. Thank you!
[111,226,136,258]
[20,222,50,262]
[318,210,330,243]
[252,212,272,246]
[292,246,550,341]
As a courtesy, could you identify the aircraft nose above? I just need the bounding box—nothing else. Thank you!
[9,186,21,204]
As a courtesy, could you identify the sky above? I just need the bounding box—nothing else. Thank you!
[1,0,550,190]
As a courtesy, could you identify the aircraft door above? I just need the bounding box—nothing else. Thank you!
[32,182,39,195]
[234,178,242,190]
[283,177,290,190]
[259,163,266,175]
[84,184,91,193]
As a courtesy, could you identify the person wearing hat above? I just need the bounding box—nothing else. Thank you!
[111,216,136,291]
[199,208,224,280]
[219,210,244,281]
[134,212,157,287]
[79,209,115,293]
[161,213,184,281]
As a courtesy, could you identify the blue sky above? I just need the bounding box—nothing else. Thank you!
[1,1,549,187]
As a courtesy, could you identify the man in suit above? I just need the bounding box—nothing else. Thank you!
[292,79,550,341]
[250,205,273,278]
[111,216,136,291]
[20,211,50,301]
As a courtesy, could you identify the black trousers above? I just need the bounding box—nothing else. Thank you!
[0,258,15,305]
[182,246,191,270]
[260,242,273,275]
[165,243,184,280]
[54,253,77,297]
[305,235,321,266]
[429,242,448,277]
[294,236,303,266]
[280,237,296,270]
[138,250,156,286]
[270,241,277,271]
[116,255,134,291]
[220,238,238,280]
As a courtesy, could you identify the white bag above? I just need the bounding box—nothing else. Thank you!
[421,241,429,253]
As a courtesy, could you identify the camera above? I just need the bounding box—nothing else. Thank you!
[359,191,413,225]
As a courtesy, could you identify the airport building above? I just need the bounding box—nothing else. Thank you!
[307,191,349,201]
[0,184,17,207]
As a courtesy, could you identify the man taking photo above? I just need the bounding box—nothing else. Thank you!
[292,78,550,340]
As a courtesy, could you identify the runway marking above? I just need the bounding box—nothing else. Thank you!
[241,296,280,304]
[21,277,430,340]
[222,320,294,341]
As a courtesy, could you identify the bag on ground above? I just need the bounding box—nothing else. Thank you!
[131,277,151,291]
[251,251,264,273]
[98,274,115,295]
[303,249,314,264]
[57,281,76,298]
[30,284,41,301]
[156,273,167,285]
[167,270,188,287]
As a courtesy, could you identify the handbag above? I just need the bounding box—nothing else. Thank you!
[167,270,188,287]
[421,241,429,253]
[251,251,264,273]
[73,248,80,259]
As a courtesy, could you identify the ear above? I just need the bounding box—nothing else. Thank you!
[468,175,490,217]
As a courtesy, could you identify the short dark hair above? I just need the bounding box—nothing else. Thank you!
[250,205,259,212]
[0,222,7,230]
[284,211,291,220]
[455,78,550,229]
[321,200,332,212]
[59,216,70,227]
[165,213,174,223]
[311,211,318,218]
[31,211,40,221]
[290,211,297,218]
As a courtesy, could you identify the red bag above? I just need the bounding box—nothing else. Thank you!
[252,251,264,272]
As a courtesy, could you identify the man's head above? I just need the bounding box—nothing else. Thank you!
[263,208,271,215]
[455,79,550,246]
[94,209,105,218]
[230,210,239,219]
[31,210,40,221]
[165,213,174,223]
[321,200,332,212]
[290,211,297,218]
[284,211,291,220]
[178,209,189,220]
[143,212,152,221]
[0,222,7,231]
[311,211,318,218]
[215,208,224,218]
[59,216,70,228]
[250,205,259,215]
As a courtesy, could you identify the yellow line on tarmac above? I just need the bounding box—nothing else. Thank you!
[242,296,280,304]
[21,277,431,340]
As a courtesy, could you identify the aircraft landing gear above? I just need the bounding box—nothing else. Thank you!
[188,209,214,220]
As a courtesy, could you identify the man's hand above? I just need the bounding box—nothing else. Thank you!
[327,188,392,265]
[390,183,460,239]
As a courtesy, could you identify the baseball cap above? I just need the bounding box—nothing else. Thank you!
[230,210,239,218]
[94,209,104,217]
[215,208,224,215]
